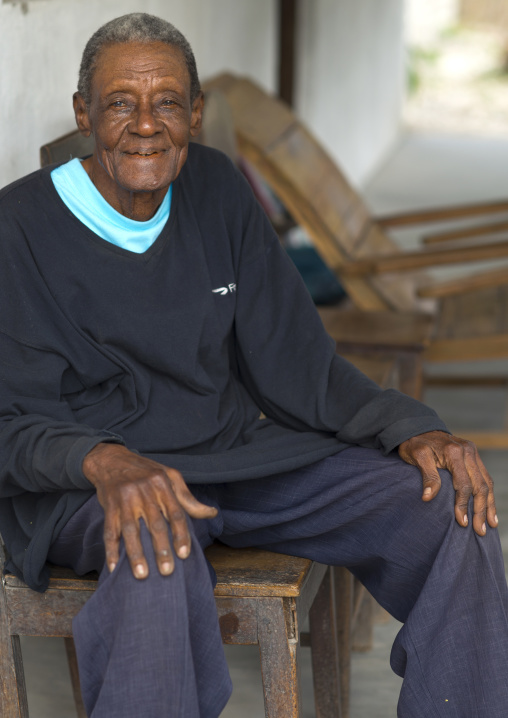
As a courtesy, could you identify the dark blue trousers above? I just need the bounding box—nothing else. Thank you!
[48,447,508,718]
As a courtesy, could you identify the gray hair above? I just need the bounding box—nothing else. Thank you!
[77,13,201,105]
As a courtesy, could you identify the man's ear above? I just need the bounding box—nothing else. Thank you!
[73,92,92,138]
[189,91,204,137]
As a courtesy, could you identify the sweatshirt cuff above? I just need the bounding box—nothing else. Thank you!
[378,417,450,455]
[65,431,125,490]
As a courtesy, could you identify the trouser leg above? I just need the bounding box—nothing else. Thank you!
[213,447,508,718]
[48,495,231,718]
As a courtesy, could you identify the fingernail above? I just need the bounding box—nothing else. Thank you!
[495,514,499,525]
[135,564,146,578]
[108,562,117,573]
[161,562,172,574]
[178,546,189,559]
[423,487,432,497]
[482,523,486,534]
[463,515,468,525]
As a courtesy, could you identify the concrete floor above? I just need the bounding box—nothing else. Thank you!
[18,130,508,716]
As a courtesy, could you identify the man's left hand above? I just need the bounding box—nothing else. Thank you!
[398,430,498,536]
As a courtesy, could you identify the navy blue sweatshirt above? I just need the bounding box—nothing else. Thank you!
[0,144,447,590]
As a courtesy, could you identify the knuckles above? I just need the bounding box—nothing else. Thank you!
[121,521,139,537]
[103,526,120,543]
[150,517,168,533]
[475,484,490,499]
[168,509,186,523]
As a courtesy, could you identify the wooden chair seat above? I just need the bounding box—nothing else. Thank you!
[0,542,353,718]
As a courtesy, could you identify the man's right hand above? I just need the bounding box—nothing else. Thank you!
[82,443,217,579]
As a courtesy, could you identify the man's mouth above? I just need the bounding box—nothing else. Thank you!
[128,151,160,157]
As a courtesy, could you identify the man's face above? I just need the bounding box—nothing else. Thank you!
[74,41,203,215]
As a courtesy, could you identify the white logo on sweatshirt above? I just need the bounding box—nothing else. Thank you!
[212,283,236,296]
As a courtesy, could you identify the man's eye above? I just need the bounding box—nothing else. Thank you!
[161,99,175,107]
[111,100,126,108]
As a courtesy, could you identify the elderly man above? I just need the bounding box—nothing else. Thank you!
[0,12,507,718]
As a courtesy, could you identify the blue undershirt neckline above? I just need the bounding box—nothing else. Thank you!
[51,158,171,253]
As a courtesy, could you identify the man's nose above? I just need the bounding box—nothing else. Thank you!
[130,104,163,135]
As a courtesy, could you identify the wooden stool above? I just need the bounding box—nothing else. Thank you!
[0,541,353,718]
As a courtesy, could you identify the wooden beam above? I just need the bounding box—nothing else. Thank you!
[278,0,297,106]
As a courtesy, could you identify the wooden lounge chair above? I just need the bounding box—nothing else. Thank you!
[202,73,508,448]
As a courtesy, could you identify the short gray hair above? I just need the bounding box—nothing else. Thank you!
[77,13,201,105]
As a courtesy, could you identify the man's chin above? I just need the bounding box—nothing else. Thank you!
[112,170,174,196]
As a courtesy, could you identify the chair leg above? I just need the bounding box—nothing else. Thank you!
[64,637,87,718]
[0,583,27,718]
[258,597,302,717]
[333,567,353,718]
[309,567,341,718]
[351,581,375,652]
[11,636,29,718]
[0,636,28,718]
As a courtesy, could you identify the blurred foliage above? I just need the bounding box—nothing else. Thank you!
[406,46,440,95]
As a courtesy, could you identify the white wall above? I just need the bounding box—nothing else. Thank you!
[1,0,406,192]
[295,0,405,188]
[0,0,277,187]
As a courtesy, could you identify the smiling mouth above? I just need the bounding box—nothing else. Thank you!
[128,151,160,157]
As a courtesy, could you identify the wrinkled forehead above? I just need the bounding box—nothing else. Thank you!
[91,40,190,94]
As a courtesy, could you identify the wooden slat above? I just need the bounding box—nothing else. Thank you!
[422,219,508,245]
[4,567,98,592]
[418,266,508,298]
[375,200,508,228]
[424,375,508,387]
[318,308,433,351]
[425,334,508,362]
[7,588,91,637]
[341,239,508,276]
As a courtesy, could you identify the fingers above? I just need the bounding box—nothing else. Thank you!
[121,515,149,579]
[473,451,498,529]
[399,431,498,538]
[89,447,217,578]
[109,501,185,580]
[103,512,121,574]
[168,469,218,519]
[161,498,192,561]
[399,439,444,504]
[444,440,492,536]
[419,463,442,503]
[161,470,217,561]
[462,447,497,535]
[145,504,175,575]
